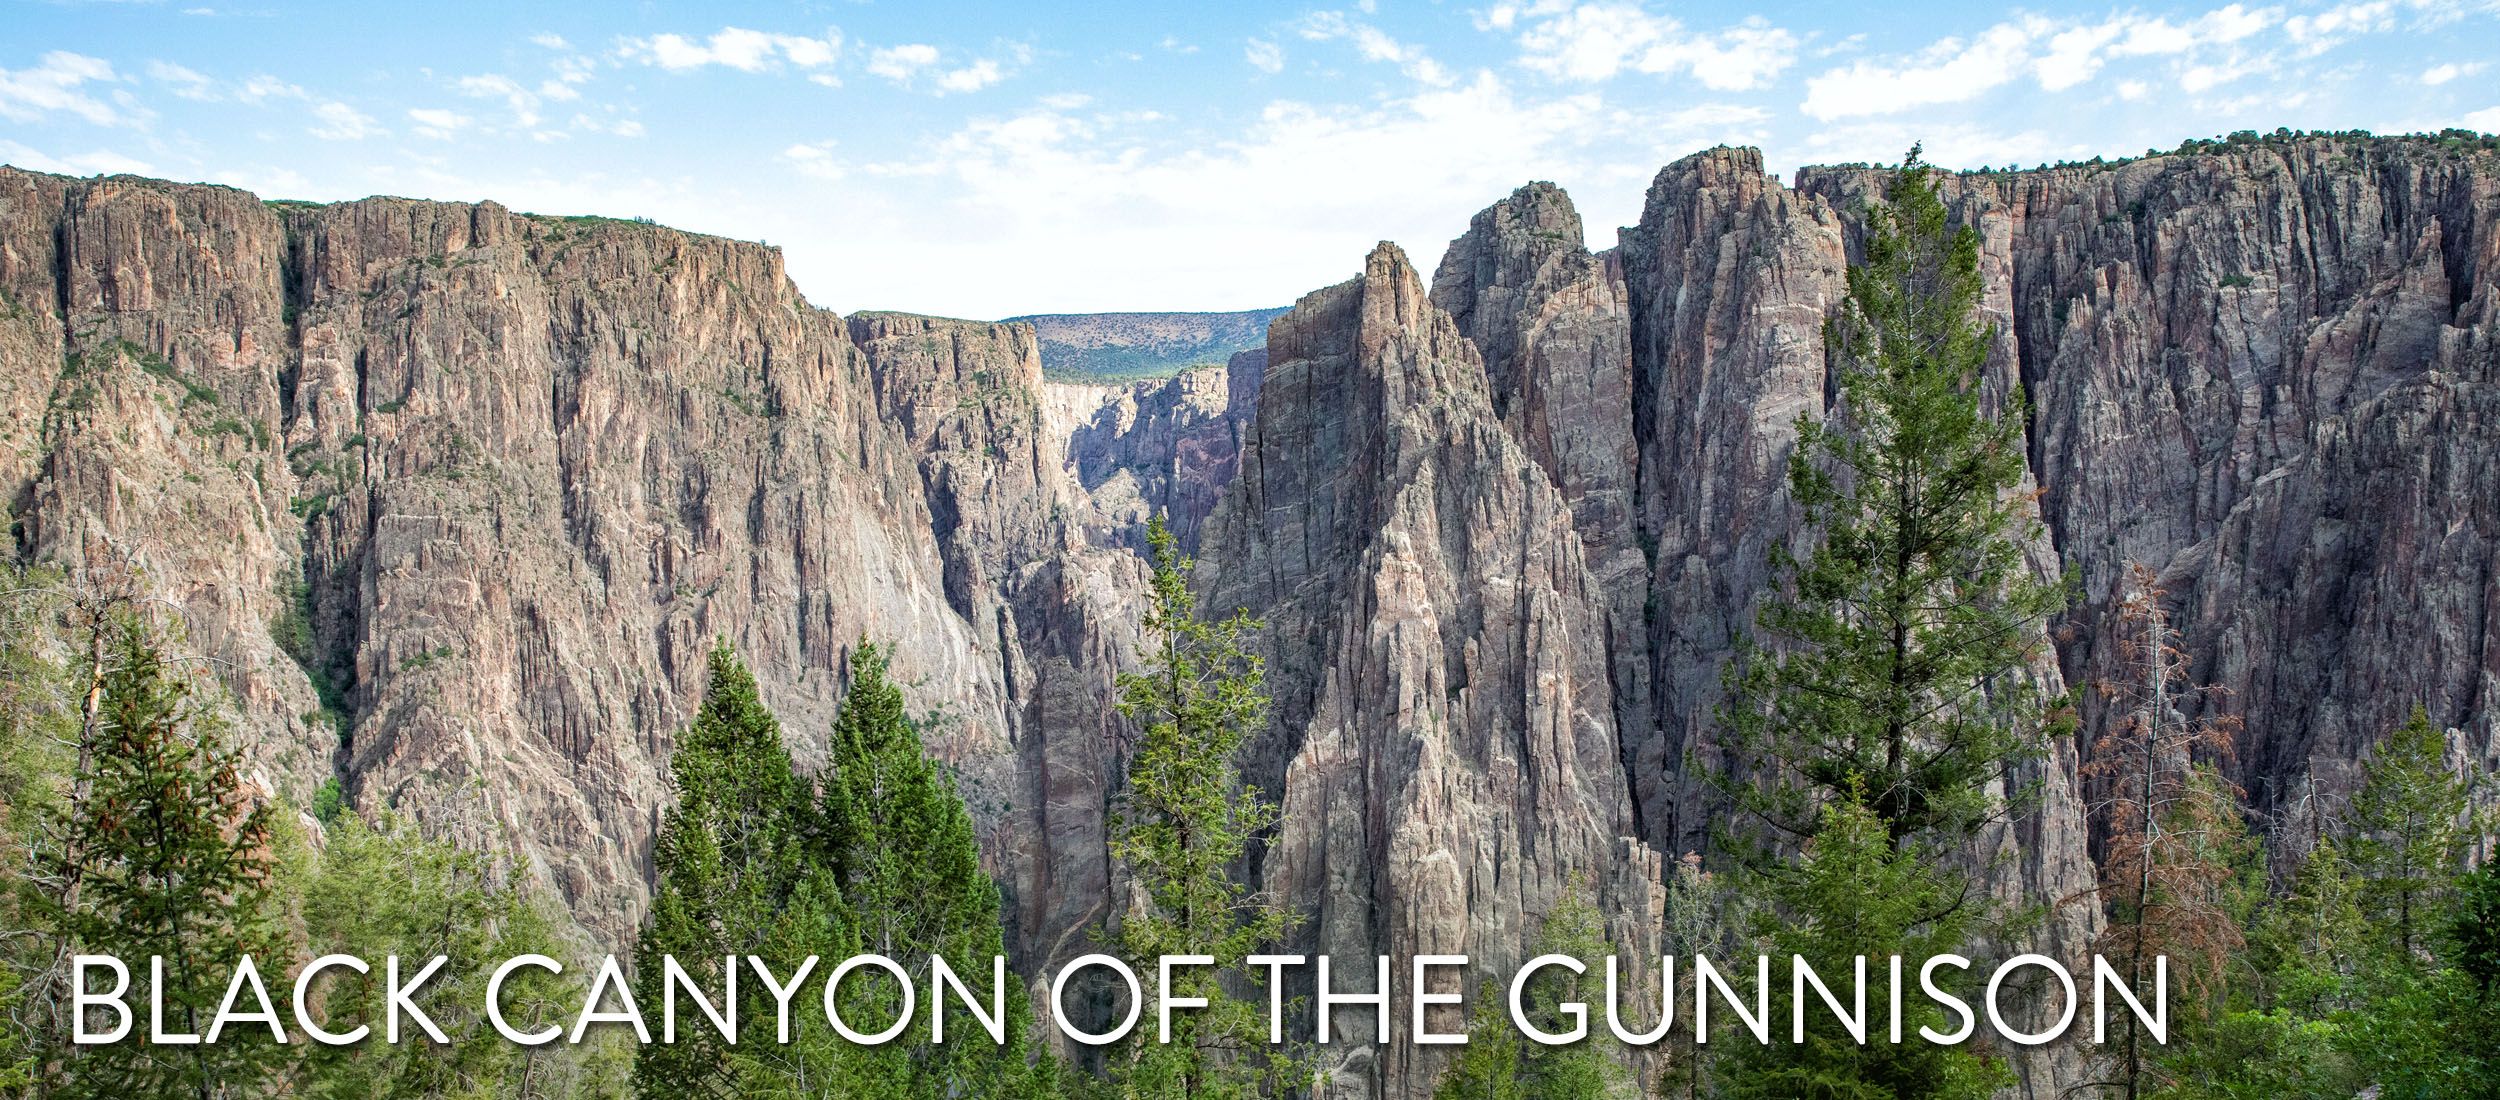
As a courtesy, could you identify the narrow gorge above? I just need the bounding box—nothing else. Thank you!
[2,132,2494,1098]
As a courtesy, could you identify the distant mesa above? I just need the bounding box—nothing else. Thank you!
[1006,307,1289,383]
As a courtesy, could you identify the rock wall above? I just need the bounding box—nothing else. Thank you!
[4,133,2496,1097]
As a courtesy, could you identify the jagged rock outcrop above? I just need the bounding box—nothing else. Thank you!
[1429,184,1650,829]
[1047,346,1264,553]
[4,132,2495,1098]
[1203,242,1666,1096]
[1795,139,2500,843]
[0,174,1140,961]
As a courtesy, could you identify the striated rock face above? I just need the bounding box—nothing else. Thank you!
[1203,243,1666,1096]
[1794,139,2500,843]
[4,133,2495,1097]
[1429,184,1649,822]
[1047,346,1264,554]
[0,174,1139,962]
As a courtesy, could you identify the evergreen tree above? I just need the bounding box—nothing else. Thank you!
[1654,854,1741,1100]
[2080,564,2253,1098]
[1713,146,2053,1100]
[1721,795,2009,1100]
[294,809,580,1100]
[2344,707,2472,962]
[0,569,72,1094]
[632,642,845,1099]
[1719,144,2066,853]
[2453,864,2500,999]
[34,617,290,1100]
[1432,892,1625,1100]
[1109,514,1302,1099]
[817,641,1054,1099]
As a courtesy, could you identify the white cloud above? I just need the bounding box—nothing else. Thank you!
[0,138,151,177]
[530,33,570,50]
[937,60,1006,93]
[1502,3,1799,92]
[308,101,378,140]
[807,72,1744,314]
[781,140,844,180]
[868,43,941,81]
[2033,5,2276,91]
[2421,61,2484,84]
[1802,21,2038,119]
[407,108,471,139]
[1300,11,1455,86]
[2286,1,2399,53]
[140,61,307,106]
[1801,3,2299,118]
[456,73,543,127]
[0,52,124,126]
[2464,105,2500,133]
[148,61,217,100]
[236,74,304,103]
[622,27,844,73]
[1245,38,1286,74]
[570,113,644,138]
[869,43,1019,93]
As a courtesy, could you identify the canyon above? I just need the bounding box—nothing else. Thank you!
[1,132,2494,1097]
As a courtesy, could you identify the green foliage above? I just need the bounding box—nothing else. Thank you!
[1713,147,2059,1100]
[2170,706,2498,1099]
[816,642,1056,1098]
[2344,707,2473,961]
[2451,864,2500,998]
[1718,144,2066,855]
[1432,892,1627,1100]
[309,776,347,825]
[34,617,291,1099]
[631,641,843,1098]
[292,810,584,1100]
[1721,796,2009,1100]
[1108,514,1304,1098]
[0,569,73,1093]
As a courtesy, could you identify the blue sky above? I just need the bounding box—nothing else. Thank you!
[5,1,2497,317]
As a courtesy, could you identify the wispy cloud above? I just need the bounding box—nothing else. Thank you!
[0,51,125,126]
[407,107,470,139]
[619,27,844,73]
[1490,2,1799,92]
[1245,38,1286,74]
[1299,10,1454,86]
[308,100,379,140]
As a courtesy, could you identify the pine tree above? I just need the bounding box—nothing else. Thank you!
[1654,854,1739,1100]
[2081,564,2253,1098]
[2344,707,2472,962]
[817,641,1054,1099]
[294,809,579,1100]
[1719,144,2066,853]
[1433,892,1625,1100]
[632,641,844,1099]
[2453,864,2500,999]
[0,568,72,1094]
[1714,146,2054,1100]
[1722,795,2009,1100]
[35,616,290,1100]
[1109,514,1302,1099]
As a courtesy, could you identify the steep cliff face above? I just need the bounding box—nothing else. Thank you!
[1047,346,1263,554]
[1202,243,1666,1096]
[1794,139,2500,837]
[0,173,1138,958]
[1428,184,1649,828]
[3,132,2494,1097]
